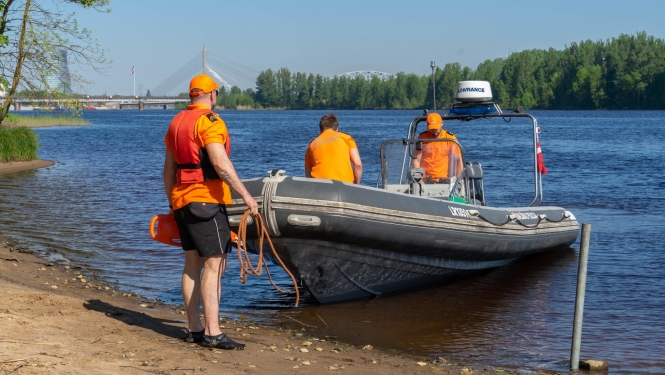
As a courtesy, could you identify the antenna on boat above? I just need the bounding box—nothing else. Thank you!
[431,61,436,112]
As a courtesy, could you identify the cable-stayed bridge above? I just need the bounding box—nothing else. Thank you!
[150,47,397,96]
[152,48,259,96]
[3,47,399,110]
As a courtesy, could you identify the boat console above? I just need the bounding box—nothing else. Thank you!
[379,138,467,200]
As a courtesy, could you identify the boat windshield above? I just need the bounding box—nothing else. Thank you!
[379,139,467,200]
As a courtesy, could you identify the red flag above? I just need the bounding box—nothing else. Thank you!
[537,134,548,175]
[130,66,135,74]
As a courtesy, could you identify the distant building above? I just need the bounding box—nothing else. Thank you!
[44,49,73,94]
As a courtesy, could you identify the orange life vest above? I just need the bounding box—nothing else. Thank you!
[166,108,231,184]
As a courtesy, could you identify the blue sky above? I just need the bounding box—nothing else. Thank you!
[73,0,665,95]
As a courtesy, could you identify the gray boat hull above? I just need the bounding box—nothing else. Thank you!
[228,175,579,303]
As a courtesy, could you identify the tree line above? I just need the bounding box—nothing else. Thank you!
[217,32,665,110]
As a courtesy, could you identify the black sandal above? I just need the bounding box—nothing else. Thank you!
[201,334,245,350]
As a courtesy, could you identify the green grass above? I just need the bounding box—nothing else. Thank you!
[0,127,39,162]
[3,114,90,128]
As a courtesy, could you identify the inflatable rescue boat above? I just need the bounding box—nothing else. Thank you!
[227,81,579,303]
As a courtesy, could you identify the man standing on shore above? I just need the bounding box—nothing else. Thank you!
[305,113,362,184]
[163,74,258,350]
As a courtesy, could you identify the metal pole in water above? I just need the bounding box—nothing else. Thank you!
[570,223,591,371]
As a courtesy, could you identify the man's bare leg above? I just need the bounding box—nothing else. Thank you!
[182,250,204,333]
[201,254,227,336]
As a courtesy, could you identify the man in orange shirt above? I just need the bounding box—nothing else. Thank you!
[305,113,362,184]
[413,112,462,183]
[163,74,258,350]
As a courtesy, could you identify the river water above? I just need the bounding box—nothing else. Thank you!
[1,110,663,373]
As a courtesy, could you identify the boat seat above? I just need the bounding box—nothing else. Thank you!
[466,162,483,179]
[465,162,485,205]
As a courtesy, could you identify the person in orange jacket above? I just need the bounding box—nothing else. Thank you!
[413,112,463,183]
[163,74,258,350]
[305,113,363,184]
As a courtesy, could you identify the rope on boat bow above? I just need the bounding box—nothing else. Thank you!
[473,211,571,228]
[236,209,300,307]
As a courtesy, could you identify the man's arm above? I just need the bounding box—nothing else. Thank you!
[304,147,313,178]
[413,151,422,169]
[349,148,362,184]
[163,151,177,211]
[205,142,259,215]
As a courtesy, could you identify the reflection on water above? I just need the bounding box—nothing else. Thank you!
[261,248,579,370]
[1,110,664,374]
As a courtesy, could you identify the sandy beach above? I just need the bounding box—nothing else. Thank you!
[0,160,54,175]
[1,116,91,128]
[0,162,505,374]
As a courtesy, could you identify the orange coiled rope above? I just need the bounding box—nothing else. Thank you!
[236,209,300,307]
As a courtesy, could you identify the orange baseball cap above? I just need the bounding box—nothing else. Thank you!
[189,74,221,96]
[426,112,443,129]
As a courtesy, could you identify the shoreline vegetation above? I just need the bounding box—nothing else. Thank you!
[208,31,664,111]
[1,114,91,128]
[0,126,39,162]
[0,114,89,163]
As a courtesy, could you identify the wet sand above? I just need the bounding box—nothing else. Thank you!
[0,160,54,176]
[0,162,507,374]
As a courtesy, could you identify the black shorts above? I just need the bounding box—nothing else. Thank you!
[173,202,232,257]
